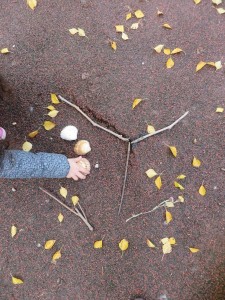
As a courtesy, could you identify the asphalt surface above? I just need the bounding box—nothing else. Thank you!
[0,0,225,299]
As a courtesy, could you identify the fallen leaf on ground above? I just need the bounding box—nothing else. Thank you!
[121,32,129,40]
[169,237,176,245]
[212,0,222,4]
[12,276,24,285]
[1,48,10,54]
[51,94,60,104]
[217,7,225,14]
[110,41,117,51]
[11,225,17,238]
[44,240,56,250]
[166,210,173,224]
[147,125,155,134]
[47,105,55,111]
[171,48,183,54]
[146,239,156,248]
[71,195,79,206]
[145,168,157,178]
[196,61,206,72]
[115,25,124,32]
[60,187,67,198]
[192,156,201,167]
[166,57,174,68]
[215,61,222,70]
[94,240,103,249]
[28,130,39,138]
[189,247,200,253]
[165,201,174,208]
[163,23,172,29]
[27,0,37,10]
[154,44,164,53]
[193,0,201,4]
[119,239,129,251]
[69,28,78,35]
[199,184,206,196]
[177,174,186,179]
[169,146,177,157]
[174,181,184,190]
[130,23,139,30]
[52,249,61,261]
[78,28,86,37]
[178,195,185,202]
[126,12,132,20]
[132,98,142,109]
[134,10,144,18]
[157,9,163,16]
[48,110,59,118]
[161,238,169,244]
[164,48,171,55]
[162,241,172,254]
[58,213,64,223]
[207,62,215,67]
[22,141,32,152]
[216,107,224,112]
[155,176,162,189]
[43,121,56,131]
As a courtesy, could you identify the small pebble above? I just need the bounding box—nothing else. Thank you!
[37,243,41,248]
[12,122,17,125]
[95,163,99,169]
[12,187,16,192]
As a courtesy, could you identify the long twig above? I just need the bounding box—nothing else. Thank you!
[58,95,129,142]
[118,142,131,215]
[39,187,94,231]
[131,111,189,144]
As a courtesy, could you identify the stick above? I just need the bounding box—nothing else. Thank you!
[118,142,131,215]
[58,95,129,142]
[131,111,189,144]
[39,187,94,231]
[221,168,225,172]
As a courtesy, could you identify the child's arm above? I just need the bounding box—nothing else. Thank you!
[0,150,89,179]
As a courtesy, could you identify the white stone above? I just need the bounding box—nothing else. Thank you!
[60,125,78,141]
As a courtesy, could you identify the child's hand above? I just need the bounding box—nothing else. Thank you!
[66,156,90,181]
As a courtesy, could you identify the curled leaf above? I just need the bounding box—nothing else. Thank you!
[189,247,200,253]
[12,276,24,284]
[44,240,56,250]
[177,174,186,179]
[166,210,173,224]
[146,239,156,248]
[192,156,201,167]
[43,121,56,131]
[119,239,129,251]
[155,176,162,190]
[28,130,39,138]
[145,168,157,178]
[154,44,164,53]
[132,98,142,109]
[60,187,67,199]
[163,23,172,29]
[166,57,174,69]
[171,48,183,54]
[94,240,103,249]
[169,146,177,157]
[196,61,206,72]
[174,181,184,190]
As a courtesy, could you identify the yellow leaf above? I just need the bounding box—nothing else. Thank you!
[126,12,132,20]
[115,25,124,33]
[217,7,225,14]
[51,93,60,104]
[132,98,142,109]
[171,48,183,54]
[161,237,169,244]
[212,0,222,4]
[166,210,173,224]
[178,195,185,202]
[110,41,117,51]
[177,174,186,179]
[28,130,39,138]
[58,213,64,223]
[48,110,59,118]
[44,240,56,250]
[47,105,55,111]
[147,125,155,134]
[216,107,224,113]
[165,201,174,208]
[155,176,162,190]
[12,276,23,285]
[166,57,174,69]
[157,9,163,16]
[22,141,32,152]
[193,0,201,4]
[43,121,56,131]
[121,32,129,40]
[169,146,177,157]
[52,249,61,261]
[78,28,86,37]
[192,156,201,167]
[69,28,78,35]
[154,44,164,53]
[196,61,206,72]
[189,247,200,253]
[27,0,37,10]
[130,23,139,30]
[199,184,206,196]
[1,48,10,54]
[215,61,222,70]
[119,239,129,251]
[134,9,144,19]
[11,225,17,238]
[146,239,156,248]
[163,23,172,29]
[94,240,103,249]
[60,187,67,199]
[169,237,176,245]
[71,195,79,206]
[174,181,184,190]
[207,62,215,67]
[162,242,172,254]
[163,48,171,55]
[145,168,157,178]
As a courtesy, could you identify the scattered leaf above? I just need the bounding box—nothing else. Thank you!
[146,239,156,248]
[110,41,117,51]
[174,181,184,190]
[44,240,56,250]
[177,174,186,179]
[121,32,129,40]
[28,130,39,138]
[119,239,129,251]
[207,61,215,67]
[192,156,201,167]
[47,105,55,111]
[132,98,142,109]
[60,187,67,199]
[78,28,86,37]
[115,25,124,33]
[126,12,132,20]
[22,141,32,152]
[145,168,157,178]
[27,0,37,10]
[166,210,173,224]
[52,249,61,261]
[217,7,225,14]
[1,48,10,54]
[94,240,103,249]
[193,0,201,4]
[171,48,183,54]
[212,0,222,4]
[12,276,23,285]
[165,201,174,208]
[178,195,185,202]
[189,247,200,253]
[43,121,56,131]
[69,28,78,35]
[163,23,172,29]
[169,237,176,245]
[48,110,59,118]
[130,23,139,30]
[169,146,177,157]
[162,242,172,254]
[154,44,164,53]
[161,237,169,244]
[51,93,60,104]
[157,9,163,16]
[155,176,162,190]
[215,61,222,70]
[11,225,17,238]
[71,195,79,206]
[216,107,224,113]
[58,213,64,223]
[163,48,171,55]
[147,125,155,134]
[134,10,144,19]
[199,184,206,196]
[166,57,174,69]
[196,61,206,72]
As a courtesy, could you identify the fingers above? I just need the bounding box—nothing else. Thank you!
[71,175,79,181]
[74,156,83,162]
[77,166,90,175]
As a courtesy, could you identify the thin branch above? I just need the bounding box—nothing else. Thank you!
[58,95,129,142]
[221,168,225,172]
[118,142,131,215]
[131,111,189,144]
[39,187,94,231]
